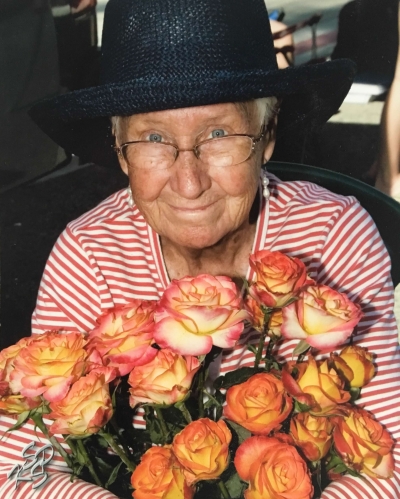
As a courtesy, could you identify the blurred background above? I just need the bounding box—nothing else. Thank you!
[1,0,399,346]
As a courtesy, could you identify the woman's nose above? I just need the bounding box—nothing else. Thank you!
[169,151,211,199]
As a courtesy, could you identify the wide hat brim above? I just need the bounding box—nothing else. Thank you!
[29,59,356,169]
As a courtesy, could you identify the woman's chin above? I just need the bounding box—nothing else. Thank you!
[162,227,227,251]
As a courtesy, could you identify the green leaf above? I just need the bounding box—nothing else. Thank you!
[247,344,258,355]
[224,472,246,499]
[105,461,123,488]
[226,420,251,445]
[350,387,361,402]
[214,367,260,390]
[293,340,310,357]
[294,400,314,413]
[7,411,31,432]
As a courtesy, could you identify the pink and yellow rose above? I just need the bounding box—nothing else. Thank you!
[249,250,310,308]
[282,356,351,415]
[290,412,334,461]
[88,299,157,376]
[131,446,194,499]
[331,345,375,388]
[224,372,292,435]
[281,285,362,350]
[128,349,200,407]
[154,275,249,356]
[10,331,89,402]
[235,436,313,499]
[172,418,231,485]
[0,394,41,414]
[333,408,394,478]
[48,370,113,436]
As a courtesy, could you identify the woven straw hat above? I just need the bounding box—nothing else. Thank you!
[30,0,356,168]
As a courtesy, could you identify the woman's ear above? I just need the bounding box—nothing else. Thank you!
[263,113,278,163]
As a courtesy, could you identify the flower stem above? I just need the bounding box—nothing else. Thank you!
[100,430,136,471]
[254,313,271,369]
[76,439,103,488]
[178,402,192,424]
[31,414,74,470]
[202,389,221,407]
[155,407,170,443]
[218,480,231,499]
[110,416,132,457]
[198,367,205,418]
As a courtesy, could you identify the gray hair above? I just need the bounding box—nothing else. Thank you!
[254,96,279,127]
[111,96,278,137]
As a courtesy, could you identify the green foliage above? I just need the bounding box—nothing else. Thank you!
[214,367,261,390]
[293,339,311,357]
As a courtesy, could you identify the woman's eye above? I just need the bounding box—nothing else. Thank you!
[148,133,163,142]
[210,129,227,139]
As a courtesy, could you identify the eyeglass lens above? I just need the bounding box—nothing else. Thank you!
[123,136,254,170]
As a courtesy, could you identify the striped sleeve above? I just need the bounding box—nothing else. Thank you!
[32,227,103,333]
[315,203,400,498]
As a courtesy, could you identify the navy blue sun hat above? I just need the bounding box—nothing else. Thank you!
[29,0,356,168]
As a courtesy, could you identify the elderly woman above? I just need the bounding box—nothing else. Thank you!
[1,0,399,498]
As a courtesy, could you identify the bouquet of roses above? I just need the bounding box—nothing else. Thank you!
[0,250,395,499]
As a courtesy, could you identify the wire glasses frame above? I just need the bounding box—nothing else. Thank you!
[113,128,267,170]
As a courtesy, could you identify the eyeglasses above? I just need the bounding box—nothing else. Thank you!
[114,129,266,170]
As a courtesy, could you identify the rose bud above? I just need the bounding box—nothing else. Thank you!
[244,295,266,331]
[128,349,200,407]
[333,408,394,479]
[87,299,157,376]
[131,446,194,499]
[290,412,334,461]
[10,331,89,402]
[48,371,113,436]
[172,418,231,485]
[269,309,283,337]
[224,372,292,435]
[281,284,362,351]
[235,436,313,499]
[154,275,249,356]
[331,345,375,388]
[248,250,311,308]
[283,356,350,415]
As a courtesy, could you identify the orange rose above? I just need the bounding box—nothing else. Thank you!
[282,356,350,415]
[249,250,310,308]
[223,372,292,435]
[48,370,113,436]
[235,436,313,499]
[333,408,394,478]
[290,412,334,461]
[128,349,200,407]
[131,446,194,499]
[331,345,375,388]
[281,285,362,351]
[88,300,157,376]
[172,418,231,485]
[10,331,89,402]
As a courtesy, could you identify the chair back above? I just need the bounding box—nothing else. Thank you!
[268,162,400,286]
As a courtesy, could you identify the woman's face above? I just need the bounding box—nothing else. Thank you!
[116,102,276,250]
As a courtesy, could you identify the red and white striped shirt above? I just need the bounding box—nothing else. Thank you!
[1,174,399,498]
